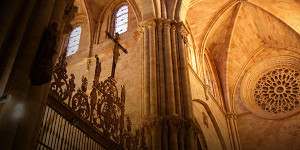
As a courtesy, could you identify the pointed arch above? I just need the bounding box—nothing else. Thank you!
[193,99,228,150]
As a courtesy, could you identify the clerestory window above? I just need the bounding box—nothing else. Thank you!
[114,5,129,35]
[67,26,82,56]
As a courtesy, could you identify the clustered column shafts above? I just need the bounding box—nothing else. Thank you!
[157,20,166,115]
[227,113,241,150]
[149,21,158,115]
[143,25,150,116]
[163,19,176,115]
[171,24,182,116]
[140,18,198,150]
[32,0,77,148]
[176,23,193,120]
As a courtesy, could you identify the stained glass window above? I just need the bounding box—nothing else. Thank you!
[67,26,82,56]
[114,5,128,34]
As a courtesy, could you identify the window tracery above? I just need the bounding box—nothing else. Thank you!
[204,58,215,95]
[67,26,81,56]
[254,68,300,114]
[114,5,128,34]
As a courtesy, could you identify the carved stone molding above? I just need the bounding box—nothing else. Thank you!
[30,23,60,85]
[204,84,210,100]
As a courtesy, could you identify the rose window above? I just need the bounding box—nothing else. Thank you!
[254,68,300,114]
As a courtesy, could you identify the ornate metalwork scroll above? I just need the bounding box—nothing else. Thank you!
[50,52,146,149]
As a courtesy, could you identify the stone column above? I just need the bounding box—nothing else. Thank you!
[157,19,166,115]
[175,23,196,150]
[0,0,56,150]
[140,18,198,150]
[162,123,169,150]
[29,0,76,148]
[178,128,185,150]
[227,113,241,150]
[151,123,162,150]
[176,22,193,119]
[0,0,77,149]
[171,23,182,116]
[169,120,179,150]
[163,19,176,115]
[149,21,158,115]
[0,0,37,98]
[142,25,150,117]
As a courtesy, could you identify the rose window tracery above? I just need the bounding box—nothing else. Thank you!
[254,68,300,114]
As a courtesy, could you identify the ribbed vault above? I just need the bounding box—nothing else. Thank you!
[186,0,300,111]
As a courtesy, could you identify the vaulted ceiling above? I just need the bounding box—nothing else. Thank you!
[186,0,300,110]
[73,0,300,111]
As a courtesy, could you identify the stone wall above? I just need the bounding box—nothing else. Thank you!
[65,4,142,130]
[189,67,232,150]
[235,46,300,150]
[236,85,300,150]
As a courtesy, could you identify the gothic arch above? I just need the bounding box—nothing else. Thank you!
[98,0,141,25]
[193,99,227,150]
[202,50,225,107]
[186,0,300,113]
[94,0,140,46]
[226,3,300,112]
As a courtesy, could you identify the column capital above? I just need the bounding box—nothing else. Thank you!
[139,18,156,27]
[226,112,238,120]
[163,19,172,28]
[175,22,189,35]
[171,24,177,31]
[140,18,176,29]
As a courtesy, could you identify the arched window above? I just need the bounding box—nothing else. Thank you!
[114,5,128,34]
[67,26,82,56]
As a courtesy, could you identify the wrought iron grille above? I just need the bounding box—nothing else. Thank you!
[36,105,107,150]
[37,50,146,150]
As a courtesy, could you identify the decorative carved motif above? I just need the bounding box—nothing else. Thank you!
[143,116,199,135]
[63,0,78,33]
[30,23,60,85]
[254,68,300,114]
[50,53,146,149]
[204,84,210,100]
